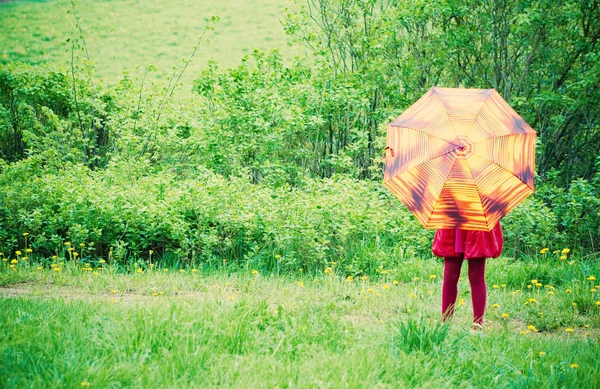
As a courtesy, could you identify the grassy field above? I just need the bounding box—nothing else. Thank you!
[2,255,599,388]
[0,0,298,86]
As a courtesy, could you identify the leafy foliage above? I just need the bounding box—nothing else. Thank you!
[1,0,600,267]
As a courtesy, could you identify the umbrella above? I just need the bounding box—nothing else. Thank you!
[383,87,536,231]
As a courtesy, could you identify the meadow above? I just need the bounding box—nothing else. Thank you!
[1,249,600,388]
[0,0,297,85]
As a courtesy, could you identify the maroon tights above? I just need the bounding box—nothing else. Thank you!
[442,257,487,324]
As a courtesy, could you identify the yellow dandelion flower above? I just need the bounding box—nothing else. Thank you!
[136,268,143,274]
[179,269,185,273]
[367,288,375,294]
[492,303,500,308]
[346,275,354,282]
[99,259,106,264]
[529,298,536,303]
[535,283,542,287]
[149,250,154,255]
[81,382,90,387]
[79,243,85,247]
[2,258,6,262]
[538,351,546,357]
[163,269,168,273]
[565,328,574,333]
[409,293,416,298]
[531,279,538,284]
[572,302,577,307]
[429,274,436,280]
[539,248,549,254]
[492,284,500,289]
[587,275,597,281]
[595,301,600,306]
[548,291,554,295]
[23,232,29,236]
[458,298,465,306]
[570,364,578,369]
[15,251,22,256]
[64,242,71,246]
[566,289,572,293]
[560,255,567,260]
[314,278,319,283]
[149,263,154,268]
[527,285,533,289]
[192,269,198,273]
[361,275,368,281]
[501,313,509,318]
[561,248,570,255]
[36,266,42,270]
[72,252,78,257]
[152,293,159,297]
[383,285,390,290]
[393,280,399,285]
[26,248,32,253]
[275,254,281,259]
[10,259,17,264]
[413,277,420,281]
[53,267,61,272]
[297,281,304,287]
[568,260,575,265]
[252,269,259,275]
[111,290,117,294]
[527,325,538,332]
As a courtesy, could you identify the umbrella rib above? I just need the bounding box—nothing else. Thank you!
[465,158,491,231]
[465,90,493,139]
[430,87,465,140]
[423,153,459,228]
[472,132,536,145]
[472,155,535,190]
[388,124,461,147]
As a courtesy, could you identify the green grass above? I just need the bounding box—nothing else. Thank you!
[0,0,299,86]
[1,257,599,388]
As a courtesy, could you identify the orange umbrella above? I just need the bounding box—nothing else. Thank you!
[383,87,536,231]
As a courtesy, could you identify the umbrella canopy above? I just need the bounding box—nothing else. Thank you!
[383,87,536,231]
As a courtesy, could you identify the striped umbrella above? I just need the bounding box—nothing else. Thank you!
[383,87,536,231]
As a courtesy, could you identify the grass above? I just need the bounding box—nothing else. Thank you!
[0,0,299,86]
[1,256,600,388]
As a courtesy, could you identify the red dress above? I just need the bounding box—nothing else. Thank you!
[432,222,503,259]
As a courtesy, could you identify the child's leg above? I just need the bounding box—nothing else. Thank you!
[468,258,487,325]
[442,257,463,321]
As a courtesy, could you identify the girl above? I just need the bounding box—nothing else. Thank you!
[432,223,503,327]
